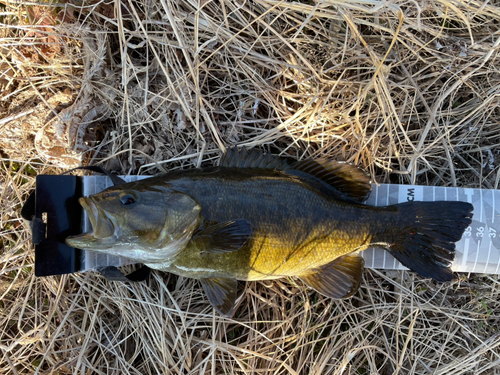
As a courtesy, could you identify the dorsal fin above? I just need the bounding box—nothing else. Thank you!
[220,148,289,169]
[220,148,372,202]
[290,159,371,202]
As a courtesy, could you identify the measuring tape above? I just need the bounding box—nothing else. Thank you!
[80,177,499,275]
[363,184,499,275]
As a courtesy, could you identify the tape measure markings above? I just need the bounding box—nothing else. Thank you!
[79,177,500,275]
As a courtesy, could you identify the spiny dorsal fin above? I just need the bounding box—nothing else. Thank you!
[290,159,371,202]
[220,147,289,169]
[299,253,364,299]
[200,277,238,316]
[221,148,372,202]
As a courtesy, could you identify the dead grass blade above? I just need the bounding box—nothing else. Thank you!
[2,0,500,373]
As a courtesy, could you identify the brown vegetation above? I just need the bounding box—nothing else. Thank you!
[1,0,500,373]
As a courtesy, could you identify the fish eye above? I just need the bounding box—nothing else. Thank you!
[120,194,136,206]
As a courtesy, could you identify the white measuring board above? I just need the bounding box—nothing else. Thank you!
[362,184,500,275]
[80,175,148,271]
[79,176,500,275]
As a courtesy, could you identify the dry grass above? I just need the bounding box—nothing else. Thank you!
[2,0,500,373]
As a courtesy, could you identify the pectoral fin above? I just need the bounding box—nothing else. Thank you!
[200,277,238,316]
[194,219,252,254]
[299,254,364,299]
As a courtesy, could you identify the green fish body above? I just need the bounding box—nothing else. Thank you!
[67,149,474,315]
[148,167,389,280]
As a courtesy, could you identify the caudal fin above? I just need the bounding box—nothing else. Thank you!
[382,201,473,282]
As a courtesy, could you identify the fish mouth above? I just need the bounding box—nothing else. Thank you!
[66,197,116,249]
[80,197,99,234]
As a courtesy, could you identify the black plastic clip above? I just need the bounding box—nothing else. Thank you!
[22,171,150,282]
[22,175,83,276]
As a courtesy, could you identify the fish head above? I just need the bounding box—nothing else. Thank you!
[66,185,201,262]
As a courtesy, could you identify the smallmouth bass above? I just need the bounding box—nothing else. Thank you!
[67,149,474,316]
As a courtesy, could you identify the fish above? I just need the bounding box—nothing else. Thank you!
[66,148,474,316]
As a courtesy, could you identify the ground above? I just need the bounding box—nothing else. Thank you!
[1,0,500,373]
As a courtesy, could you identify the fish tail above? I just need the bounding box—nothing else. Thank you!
[377,201,474,281]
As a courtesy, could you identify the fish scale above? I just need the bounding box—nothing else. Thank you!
[66,150,473,316]
[139,169,391,280]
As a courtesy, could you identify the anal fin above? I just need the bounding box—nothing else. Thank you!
[299,253,364,299]
[200,277,238,316]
